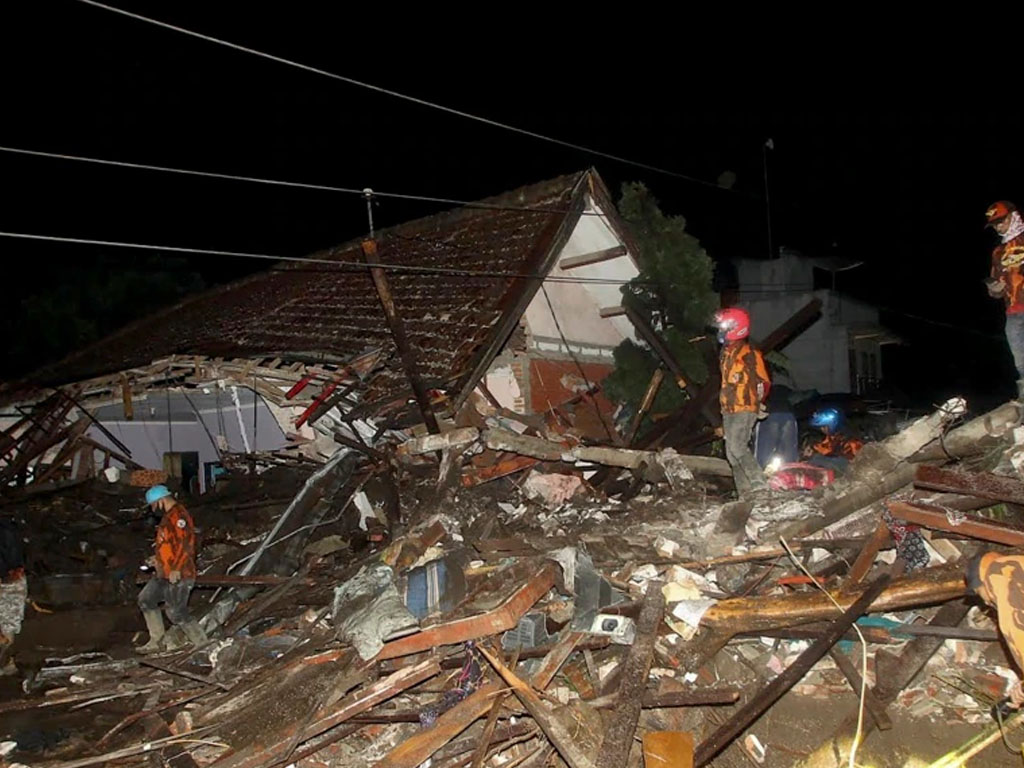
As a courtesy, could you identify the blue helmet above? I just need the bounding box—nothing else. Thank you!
[810,407,841,431]
[145,485,172,505]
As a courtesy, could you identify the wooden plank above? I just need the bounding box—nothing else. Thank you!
[827,647,892,731]
[624,305,690,390]
[589,688,741,709]
[700,563,964,635]
[887,500,1024,548]
[375,562,558,661]
[374,682,503,768]
[362,238,441,434]
[694,575,891,767]
[478,644,596,768]
[558,245,628,270]
[595,581,665,768]
[598,305,625,318]
[914,464,1024,506]
[531,630,584,690]
[845,519,890,586]
[643,732,694,768]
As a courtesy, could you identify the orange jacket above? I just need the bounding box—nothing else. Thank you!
[977,552,1024,672]
[154,502,196,580]
[992,231,1024,314]
[719,341,771,414]
[812,433,863,460]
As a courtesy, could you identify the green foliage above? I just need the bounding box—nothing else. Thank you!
[604,183,717,428]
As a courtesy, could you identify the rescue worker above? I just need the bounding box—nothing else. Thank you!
[137,485,206,653]
[805,407,863,474]
[713,308,771,497]
[0,517,26,674]
[985,200,1024,400]
[966,551,1024,708]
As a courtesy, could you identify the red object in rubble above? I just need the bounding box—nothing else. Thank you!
[767,462,835,491]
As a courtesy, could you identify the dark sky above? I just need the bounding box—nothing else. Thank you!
[3,4,1023,407]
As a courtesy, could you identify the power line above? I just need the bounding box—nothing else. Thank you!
[0,230,644,286]
[0,145,606,217]
[76,0,727,191]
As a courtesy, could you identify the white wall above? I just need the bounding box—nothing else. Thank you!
[87,387,287,492]
[521,197,638,361]
[743,289,881,394]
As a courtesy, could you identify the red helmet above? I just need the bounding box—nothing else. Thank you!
[714,307,750,342]
[985,200,1018,228]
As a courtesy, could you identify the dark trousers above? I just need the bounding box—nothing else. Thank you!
[138,577,195,625]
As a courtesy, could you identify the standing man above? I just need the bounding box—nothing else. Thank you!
[714,308,771,497]
[137,485,206,653]
[985,201,1024,400]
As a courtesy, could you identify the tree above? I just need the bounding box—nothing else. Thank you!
[604,182,717,429]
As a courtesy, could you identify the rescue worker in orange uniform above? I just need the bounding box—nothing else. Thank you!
[137,485,206,653]
[713,308,771,497]
[805,407,863,475]
[985,201,1024,401]
[966,551,1024,708]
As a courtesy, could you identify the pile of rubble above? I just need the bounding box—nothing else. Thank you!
[3,388,1024,768]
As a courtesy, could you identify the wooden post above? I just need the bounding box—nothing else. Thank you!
[362,239,440,434]
[627,367,665,445]
[694,575,891,767]
[595,581,666,768]
[120,374,134,421]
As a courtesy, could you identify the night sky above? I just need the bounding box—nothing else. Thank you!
[3,4,1023,410]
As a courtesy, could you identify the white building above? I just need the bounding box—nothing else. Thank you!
[728,251,898,394]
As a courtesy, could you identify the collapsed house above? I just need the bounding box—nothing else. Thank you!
[3,171,1024,768]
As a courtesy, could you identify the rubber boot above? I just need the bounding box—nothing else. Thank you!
[181,620,208,648]
[137,609,165,654]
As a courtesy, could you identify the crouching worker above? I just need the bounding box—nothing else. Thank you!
[966,551,1024,708]
[137,485,206,653]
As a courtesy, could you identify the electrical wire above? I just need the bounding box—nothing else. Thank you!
[779,537,868,768]
[0,145,611,217]
[75,1,727,190]
[0,230,645,286]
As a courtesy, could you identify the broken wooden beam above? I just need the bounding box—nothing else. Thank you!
[845,520,890,586]
[398,427,480,457]
[483,427,568,462]
[914,464,1024,506]
[559,245,628,271]
[375,562,558,660]
[794,599,971,768]
[758,297,823,353]
[700,563,964,635]
[588,687,742,709]
[909,401,1021,463]
[213,658,438,768]
[887,500,1024,547]
[461,455,540,487]
[373,681,504,768]
[624,305,690,390]
[627,367,666,445]
[827,647,892,731]
[694,575,890,767]
[595,580,665,768]
[478,644,596,768]
[362,238,441,434]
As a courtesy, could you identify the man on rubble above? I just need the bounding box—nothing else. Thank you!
[137,485,207,653]
[713,308,771,497]
[985,201,1024,400]
[804,407,863,474]
[966,551,1024,708]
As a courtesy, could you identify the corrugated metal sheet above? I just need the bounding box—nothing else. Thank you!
[29,171,592,415]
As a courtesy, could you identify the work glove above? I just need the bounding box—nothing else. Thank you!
[756,403,769,421]
[987,278,1007,298]
[168,570,181,585]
